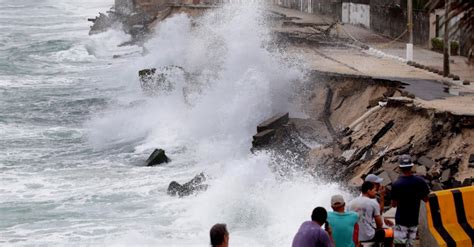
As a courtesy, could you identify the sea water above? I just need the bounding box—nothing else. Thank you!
[0,1,348,246]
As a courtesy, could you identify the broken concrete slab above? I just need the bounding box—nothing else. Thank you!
[440,169,451,183]
[257,113,289,133]
[371,120,394,145]
[252,129,276,147]
[378,171,392,187]
[417,156,436,169]
[415,165,427,177]
[342,149,357,162]
[145,149,170,166]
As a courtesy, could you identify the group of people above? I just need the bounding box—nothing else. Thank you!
[209,154,430,247]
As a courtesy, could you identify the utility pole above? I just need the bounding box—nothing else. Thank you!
[443,0,450,76]
[406,0,413,61]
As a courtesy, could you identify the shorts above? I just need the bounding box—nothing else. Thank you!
[394,225,417,246]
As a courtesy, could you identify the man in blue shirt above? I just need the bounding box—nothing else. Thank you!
[327,195,359,247]
[391,154,430,247]
[292,207,333,247]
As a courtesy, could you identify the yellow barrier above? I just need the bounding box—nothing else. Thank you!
[425,186,474,247]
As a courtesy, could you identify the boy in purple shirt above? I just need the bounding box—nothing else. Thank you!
[292,207,333,247]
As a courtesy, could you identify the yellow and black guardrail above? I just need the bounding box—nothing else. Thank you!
[425,186,474,247]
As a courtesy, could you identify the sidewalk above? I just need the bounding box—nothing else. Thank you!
[268,5,474,95]
[339,23,474,83]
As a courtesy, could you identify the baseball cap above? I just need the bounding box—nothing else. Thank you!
[331,195,345,207]
[399,154,414,167]
[365,174,383,184]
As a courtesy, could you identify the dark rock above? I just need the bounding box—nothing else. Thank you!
[252,129,276,147]
[167,173,208,197]
[407,61,415,66]
[463,80,471,85]
[340,136,352,150]
[451,179,462,188]
[437,71,443,76]
[462,178,473,187]
[469,154,474,163]
[361,44,370,50]
[447,157,461,169]
[145,149,170,166]
[453,75,460,80]
[257,113,289,132]
[417,156,435,169]
[448,73,455,78]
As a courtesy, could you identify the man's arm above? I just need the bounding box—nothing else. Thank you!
[374,215,384,229]
[353,223,359,246]
[379,185,386,212]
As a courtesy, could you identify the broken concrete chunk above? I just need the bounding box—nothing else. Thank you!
[462,178,473,187]
[378,171,392,187]
[145,149,170,166]
[428,165,441,178]
[417,156,435,169]
[257,113,289,133]
[168,173,208,197]
[440,169,451,183]
[415,165,427,177]
[252,129,275,147]
[371,120,394,145]
[342,149,357,162]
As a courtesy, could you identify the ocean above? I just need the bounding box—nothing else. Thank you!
[0,1,347,245]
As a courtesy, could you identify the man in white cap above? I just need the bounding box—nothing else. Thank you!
[327,195,359,247]
[364,174,386,213]
[391,154,430,247]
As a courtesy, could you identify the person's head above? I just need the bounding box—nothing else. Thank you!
[399,154,414,174]
[210,223,229,247]
[365,174,383,190]
[331,194,345,212]
[361,181,377,198]
[311,207,328,225]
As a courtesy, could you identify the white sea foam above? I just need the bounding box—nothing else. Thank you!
[0,1,348,245]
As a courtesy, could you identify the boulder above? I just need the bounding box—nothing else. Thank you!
[417,156,435,169]
[469,154,474,165]
[463,80,471,85]
[167,173,208,197]
[145,149,170,166]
